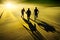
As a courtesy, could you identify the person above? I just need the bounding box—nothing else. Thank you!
[26,8,31,21]
[34,7,39,20]
[21,8,25,18]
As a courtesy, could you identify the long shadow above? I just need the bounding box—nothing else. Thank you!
[30,18,56,32]
[22,18,37,32]
[22,25,46,40]
[22,18,46,40]
[22,25,37,40]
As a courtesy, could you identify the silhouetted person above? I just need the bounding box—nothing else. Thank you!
[0,11,3,18]
[21,8,25,18]
[34,7,39,20]
[26,8,31,21]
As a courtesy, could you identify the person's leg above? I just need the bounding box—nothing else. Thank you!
[35,13,37,20]
[22,13,24,18]
[36,14,38,19]
[34,15,36,21]
[35,15,37,20]
[37,14,38,18]
[27,15,29,21]
[28,17,29,21]
[27,15,28,20]
[28,15,30,22]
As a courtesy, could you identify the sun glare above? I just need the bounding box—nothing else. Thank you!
[6,3,13,8]
[4,2,18,10]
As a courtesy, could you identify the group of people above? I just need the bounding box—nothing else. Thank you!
[21,7,39,21]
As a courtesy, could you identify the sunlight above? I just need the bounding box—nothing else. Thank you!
[5,2,14,9]
[6,3,13,8]
[4,2,18,10]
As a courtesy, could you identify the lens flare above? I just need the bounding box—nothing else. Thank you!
[3,2,18,11]
[6,3,13,8]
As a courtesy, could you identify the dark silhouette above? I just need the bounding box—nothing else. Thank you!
[26,8,31,21]
[34,24,36,32]
[0,11,3,18]
[22,18,46,40]
[30,18,56,32]
[23,25,46,40]
[34,7,39,20]
[21,8,25,18]
[22,18,37,32]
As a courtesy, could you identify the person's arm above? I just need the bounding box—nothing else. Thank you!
[25,11,27,14]
[38,10,39,13]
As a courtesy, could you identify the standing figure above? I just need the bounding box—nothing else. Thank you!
[26,8,31,21]
[21,8,25,18]
[34,7,39,20]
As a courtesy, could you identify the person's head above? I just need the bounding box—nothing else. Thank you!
[23,8,24,9]
[35,7,37,9]
[28,8,30,10]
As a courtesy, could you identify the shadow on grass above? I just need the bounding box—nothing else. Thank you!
[22,18,46,40]
[30,18,56,32]
[22,25,46,40]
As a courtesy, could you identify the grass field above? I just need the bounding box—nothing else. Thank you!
[0,3,60,40]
